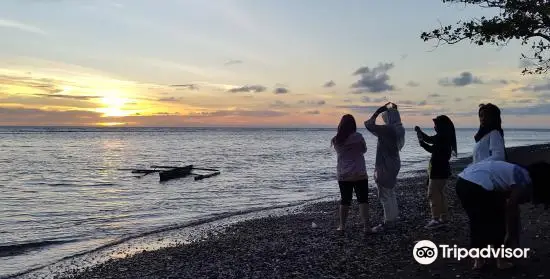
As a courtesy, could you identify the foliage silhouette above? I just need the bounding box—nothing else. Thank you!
[421,0,550,75]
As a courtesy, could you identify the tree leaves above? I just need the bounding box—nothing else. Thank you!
[421,0,550,75]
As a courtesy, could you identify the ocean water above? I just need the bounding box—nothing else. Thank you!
[1,127,550,278]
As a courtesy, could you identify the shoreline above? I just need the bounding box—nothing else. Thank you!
[8,197,336,279]
[13,143,550,279]
[51,143,550,279]
[7,170,425,279]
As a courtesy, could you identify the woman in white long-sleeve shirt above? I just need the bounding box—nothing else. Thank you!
[472,103,506,163]
[455,160,550,269]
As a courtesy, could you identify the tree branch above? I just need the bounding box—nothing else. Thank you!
[421,0,550,75]
[530,32,550,43]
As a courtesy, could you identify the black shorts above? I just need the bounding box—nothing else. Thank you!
[338,179,368,205]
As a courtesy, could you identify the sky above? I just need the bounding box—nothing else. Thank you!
[1,0,549,128]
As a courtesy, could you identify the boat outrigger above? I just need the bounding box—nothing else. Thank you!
[119,165,220,182]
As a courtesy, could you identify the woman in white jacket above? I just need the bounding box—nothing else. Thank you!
[472,103,506,163]
[364,103,405,233]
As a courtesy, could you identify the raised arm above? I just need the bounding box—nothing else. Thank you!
[364,104,390,137]
[419,140,434,153]
[416,127,436,144]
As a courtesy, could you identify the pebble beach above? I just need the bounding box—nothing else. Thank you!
[47,143,550,279]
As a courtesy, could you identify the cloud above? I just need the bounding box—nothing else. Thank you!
[298,100,326,106]
[438,72,483,87]
[170,84,198,90]
[0,106,101,125]
[34,94,101,100]
[1,93,99,109]
[339,101,437,115]
[304,110,320,115]
[351,63,396,93]
[0,106,290,126]
[336,105,380,113]
[157,97,183,103]
[373,97,388,102]
[153,112,181,116]
[513,99,534,104]
[0,18,47,35]
[224,60,243,66]
[323,80,335,88]
[274,87,289,94]
[519,58,535,68]
[227,84,266,93]
[361,96,388,103]
[493,79,516,85]
[450,102,550,117]
[499,104,550,115]
[188,109,286,118]
[270,100,291,108]
[31,85,63,94]
[406,81,420,87]
[521,81,550,92]
[396,100,426,106]
[0,74,63,93]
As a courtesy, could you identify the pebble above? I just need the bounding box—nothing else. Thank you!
[54,145,550,279]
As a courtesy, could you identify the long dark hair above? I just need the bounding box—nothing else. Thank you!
[434,115,457,156]
[332,114,357,146]
[474,103,504,142]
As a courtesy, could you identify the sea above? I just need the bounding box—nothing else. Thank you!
[1,127,550,278]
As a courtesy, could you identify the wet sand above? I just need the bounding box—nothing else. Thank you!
[58,144,550,279]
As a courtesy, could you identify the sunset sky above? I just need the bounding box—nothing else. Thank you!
[1,0,549,128]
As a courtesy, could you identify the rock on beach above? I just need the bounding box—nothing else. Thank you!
[58,144,550,279]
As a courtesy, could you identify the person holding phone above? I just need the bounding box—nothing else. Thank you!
[364,102,405,233]
[415,115,457,229]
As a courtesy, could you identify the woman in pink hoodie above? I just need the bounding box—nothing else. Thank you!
[332,114,369,232]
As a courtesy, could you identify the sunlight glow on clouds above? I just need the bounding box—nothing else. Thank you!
[1,1,549,128]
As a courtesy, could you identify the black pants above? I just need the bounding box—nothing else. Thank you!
[338,180,368,206]
[455,178,508,249]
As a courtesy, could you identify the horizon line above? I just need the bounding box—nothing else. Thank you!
[1,125,549,130]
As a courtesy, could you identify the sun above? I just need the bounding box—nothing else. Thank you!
[97,96,130,117]
[102,96,126,107]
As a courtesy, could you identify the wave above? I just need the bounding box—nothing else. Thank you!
[400,158,429,164]
[0,239,77,258]
[6,195,332,279]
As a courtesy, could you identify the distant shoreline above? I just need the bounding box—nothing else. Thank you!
[1,125,550,130]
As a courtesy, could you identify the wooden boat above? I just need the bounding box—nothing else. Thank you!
[120,164,220,182]
[159,165,193,182]
[194,171,221,181]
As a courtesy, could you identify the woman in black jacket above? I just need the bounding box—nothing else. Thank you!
[415,115,457,229]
